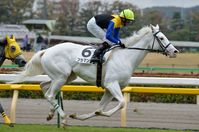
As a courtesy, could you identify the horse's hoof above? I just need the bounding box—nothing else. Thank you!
[61,123,67,129]
[46,114,53,121]
[61,119,67,128]
[95,111,101,115]
[95,111,110,117]
[69,113,76,119]
[8,123,14,127]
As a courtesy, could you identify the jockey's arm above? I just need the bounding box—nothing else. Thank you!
[106,21,121,44]
[113,28,120,41]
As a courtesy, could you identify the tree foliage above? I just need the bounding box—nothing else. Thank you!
[53,0,80,35]
[0,0,34,24]
[190,11,199,41]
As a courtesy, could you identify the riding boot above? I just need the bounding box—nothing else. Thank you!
[90,42,109,63]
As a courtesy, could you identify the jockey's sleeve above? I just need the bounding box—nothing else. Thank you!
[106,21,120,44]
[113,28,120,41]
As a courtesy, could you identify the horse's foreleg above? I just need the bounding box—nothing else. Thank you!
[70,90,113,120]
[69,112,96,121]
[98,90,113,110]
[97,81,125,117]
[95,90,113,116]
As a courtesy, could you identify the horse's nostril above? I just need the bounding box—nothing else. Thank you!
[22,60,26,64]
[18,60,26,67]
[174,50,178,53]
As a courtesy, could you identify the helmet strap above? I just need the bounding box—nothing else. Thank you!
[121,18,127,26]
[122,10,128,26]
[123,10,126,19]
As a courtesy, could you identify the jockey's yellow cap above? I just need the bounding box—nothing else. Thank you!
[119,9,135,21]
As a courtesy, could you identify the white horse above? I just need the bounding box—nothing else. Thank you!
[8,24,178,126]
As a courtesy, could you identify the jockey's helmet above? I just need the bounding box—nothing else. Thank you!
[119,9,135,21]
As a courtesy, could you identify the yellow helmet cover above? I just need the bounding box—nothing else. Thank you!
[119,9,135,20]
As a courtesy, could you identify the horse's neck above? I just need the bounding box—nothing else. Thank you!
[0,45,5,66]
[0,45,5,55]
[125,34,152,71]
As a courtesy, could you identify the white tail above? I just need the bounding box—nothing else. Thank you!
[7,50,46,84]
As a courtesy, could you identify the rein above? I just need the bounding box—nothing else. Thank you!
[126,47,163,53]
[109,31,170,54]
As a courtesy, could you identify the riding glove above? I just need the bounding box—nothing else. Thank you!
[118,41,125,48]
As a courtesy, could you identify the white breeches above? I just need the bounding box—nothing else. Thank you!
[87,17,114,45]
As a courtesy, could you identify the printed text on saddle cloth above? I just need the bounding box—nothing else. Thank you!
[76,47,95,64]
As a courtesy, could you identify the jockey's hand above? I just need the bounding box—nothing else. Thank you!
[118,41,125,48]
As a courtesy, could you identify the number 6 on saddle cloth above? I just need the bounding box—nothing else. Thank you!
[76,44,117,87]
[76,44,117,64]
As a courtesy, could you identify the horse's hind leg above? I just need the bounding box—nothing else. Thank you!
[40,81,51,95]
[42,72,77,121]
[44,78,67,126]
[40,81,55,121]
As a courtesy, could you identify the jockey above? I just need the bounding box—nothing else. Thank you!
[87,9,135,63]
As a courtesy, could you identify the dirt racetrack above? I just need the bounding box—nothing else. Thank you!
[0,98,199,130]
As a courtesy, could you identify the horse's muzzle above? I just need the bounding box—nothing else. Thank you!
[14,55,27,67]
[18,60,26,67]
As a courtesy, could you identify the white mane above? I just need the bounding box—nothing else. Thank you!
[125,26,152,46]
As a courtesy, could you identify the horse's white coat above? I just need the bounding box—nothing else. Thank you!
[8,25,178,125]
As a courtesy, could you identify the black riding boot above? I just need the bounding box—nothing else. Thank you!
[90,42,109,63]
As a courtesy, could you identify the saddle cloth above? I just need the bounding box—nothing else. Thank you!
[76,46,111,64]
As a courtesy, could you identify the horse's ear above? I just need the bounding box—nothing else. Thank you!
[150,24,155,32]
[6,35,10,40]
[155,24,159,30]
[11,35,16,40]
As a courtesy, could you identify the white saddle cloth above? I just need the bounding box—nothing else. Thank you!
[76,46,111,64]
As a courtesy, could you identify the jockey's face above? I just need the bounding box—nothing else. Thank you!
[121,18,134,26]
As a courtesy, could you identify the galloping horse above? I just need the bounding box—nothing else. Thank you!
[0,35,26,127]
[8,25,178,126]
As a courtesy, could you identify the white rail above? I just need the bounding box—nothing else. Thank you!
[0,74,199,127]
[0,74,198,86]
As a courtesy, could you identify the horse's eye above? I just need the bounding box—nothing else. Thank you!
[160,37,164,40]
[10,46,16,52]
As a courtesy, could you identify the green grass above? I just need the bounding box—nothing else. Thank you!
[0,124,192,132]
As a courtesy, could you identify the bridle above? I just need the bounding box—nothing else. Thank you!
[151,31,171,53]
[126,31,171,54]
[109,30,171,55]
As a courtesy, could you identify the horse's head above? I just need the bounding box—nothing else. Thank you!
[5,35,26,67]
[150,24,179,58]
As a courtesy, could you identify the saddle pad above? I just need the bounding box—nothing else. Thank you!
[76,46,111,64]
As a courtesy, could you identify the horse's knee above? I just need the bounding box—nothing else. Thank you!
[120,100,126,109]
[44,93,53,102]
